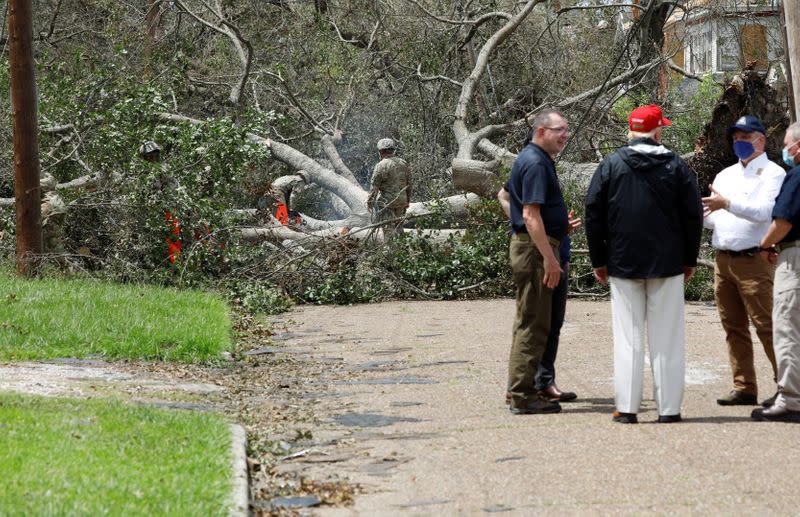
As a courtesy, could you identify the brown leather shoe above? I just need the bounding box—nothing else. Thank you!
[540,384,577,402]
[505,391,511,405]
[751,406,800,423]
[716,390,757,406]
[509,395,561,415]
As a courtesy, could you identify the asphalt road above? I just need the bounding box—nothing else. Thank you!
[270,298,798,516]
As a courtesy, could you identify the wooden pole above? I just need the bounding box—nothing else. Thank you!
[784,0,800,122]
[8,0,43,276]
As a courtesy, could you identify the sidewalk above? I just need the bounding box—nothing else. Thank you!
[269,299,793,515]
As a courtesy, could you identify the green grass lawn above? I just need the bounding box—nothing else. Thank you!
[0,273,231,362]
[0,392,234,515]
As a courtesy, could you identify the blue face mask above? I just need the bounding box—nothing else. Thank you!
[783,145,798,167]
[733,140,755,160]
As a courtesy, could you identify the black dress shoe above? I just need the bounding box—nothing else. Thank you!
[509,395,561,415]
[656,414,682,423]
[717,390,758,406]
[751,406,800,422]
[612,411,637,424]
[761,392,778,407]
[540,384,577,402]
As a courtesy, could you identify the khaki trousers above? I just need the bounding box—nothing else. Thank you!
[714,252,777,395]
[507,234,558,407]
[772,247,800,411]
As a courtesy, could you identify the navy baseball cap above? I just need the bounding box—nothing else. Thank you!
[727,115,766,136]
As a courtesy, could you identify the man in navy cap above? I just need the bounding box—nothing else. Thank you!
[752,121,800,423]
[702,115,785,407]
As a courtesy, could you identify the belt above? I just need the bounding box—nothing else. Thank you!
[776,240,800,253]
[511,233,561,248]
[717,247,760,257]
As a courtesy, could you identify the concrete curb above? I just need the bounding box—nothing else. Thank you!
[229,424,249,517]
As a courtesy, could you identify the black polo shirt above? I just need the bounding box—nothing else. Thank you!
[773,165,800,243]
[504,143,568,240]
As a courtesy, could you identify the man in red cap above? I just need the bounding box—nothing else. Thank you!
[585,104,703,424]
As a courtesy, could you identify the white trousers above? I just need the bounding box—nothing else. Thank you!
[610,274,686,415]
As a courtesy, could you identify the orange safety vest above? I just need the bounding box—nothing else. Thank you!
[275,202,289,225]
[165,210,181,264]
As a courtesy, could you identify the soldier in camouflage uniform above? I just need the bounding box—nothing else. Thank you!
[367,138,411,240]
[139,140,179,191]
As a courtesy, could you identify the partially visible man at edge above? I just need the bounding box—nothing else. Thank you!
[752,120,800,423]
[702,115,784,408]
[585,104,703,424]
[502,109,580,415]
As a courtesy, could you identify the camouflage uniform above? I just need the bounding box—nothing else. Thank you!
[367,156,411,239]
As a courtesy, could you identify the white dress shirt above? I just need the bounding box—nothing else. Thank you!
[704,153,786,251]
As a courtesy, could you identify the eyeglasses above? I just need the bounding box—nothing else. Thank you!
[543,126,568,134]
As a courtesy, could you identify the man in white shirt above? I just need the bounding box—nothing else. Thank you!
[703,115,786,407]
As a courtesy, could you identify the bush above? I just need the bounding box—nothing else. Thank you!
[389,202,513,299]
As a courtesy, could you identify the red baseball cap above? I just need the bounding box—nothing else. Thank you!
[628,104,672,132]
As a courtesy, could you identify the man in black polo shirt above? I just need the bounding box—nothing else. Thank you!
[753,121,800,423]
[503,109,572,415]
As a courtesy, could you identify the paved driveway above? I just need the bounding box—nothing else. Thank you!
[270,299,795,515]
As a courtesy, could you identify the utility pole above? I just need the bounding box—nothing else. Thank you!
[784,0,800,122]
[9,0,43,276]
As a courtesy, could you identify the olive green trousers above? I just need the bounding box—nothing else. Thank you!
[507,234,558,407]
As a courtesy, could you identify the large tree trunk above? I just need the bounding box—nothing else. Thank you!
[451,159,502,198]
[635,0,671,99]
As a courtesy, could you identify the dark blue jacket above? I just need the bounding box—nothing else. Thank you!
[584,138,703,279]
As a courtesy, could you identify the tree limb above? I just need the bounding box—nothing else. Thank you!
[44,0,65,41]
[159,113,368,212]
[404,0,511,27]
[453,0,547,158]
[320,132,359,185]
[171,0,253,105]
[415,64,463,88]
[667,58,702,81]
[262,70,331,133]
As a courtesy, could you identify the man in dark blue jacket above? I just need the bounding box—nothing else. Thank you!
[585,104,703,424]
